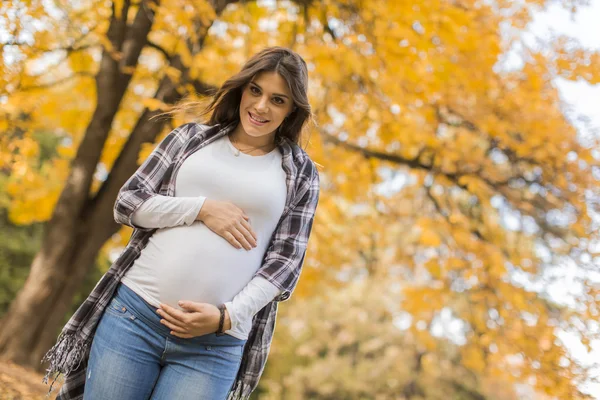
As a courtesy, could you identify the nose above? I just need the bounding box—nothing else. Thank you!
[255,95,269,113]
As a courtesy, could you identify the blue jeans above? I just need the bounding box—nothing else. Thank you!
[84,282,247,400]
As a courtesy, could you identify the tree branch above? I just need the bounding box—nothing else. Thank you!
[320,129,432,171]
[147,41,173,62]
[46,0,158,233]
[18,71,95,92]
[90,0,240,217]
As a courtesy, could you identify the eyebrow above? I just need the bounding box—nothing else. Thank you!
[249,82,290,99]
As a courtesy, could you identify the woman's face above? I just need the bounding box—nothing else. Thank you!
[238,71,294,140]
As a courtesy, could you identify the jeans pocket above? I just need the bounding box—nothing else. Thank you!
[104,296,137,320]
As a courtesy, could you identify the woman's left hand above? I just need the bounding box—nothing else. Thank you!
[157,301,221,339]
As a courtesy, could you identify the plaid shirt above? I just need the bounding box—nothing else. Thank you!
[42,122,320,400]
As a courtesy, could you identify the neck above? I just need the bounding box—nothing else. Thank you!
[229,123,276,149]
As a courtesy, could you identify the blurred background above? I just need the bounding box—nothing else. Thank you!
[1,0,599,399]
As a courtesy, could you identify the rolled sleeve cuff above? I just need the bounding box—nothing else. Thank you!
[182,196,206,226]
[223,301,238,332]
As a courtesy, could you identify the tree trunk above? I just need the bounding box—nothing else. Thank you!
[0,0,239,372]
[0,80,185,372]
[0,215,114,368]
[0,0,159,371]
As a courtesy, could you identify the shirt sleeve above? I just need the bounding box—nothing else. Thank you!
[131,195,206,229]
[113,122,197,232]
[223,276,282,334]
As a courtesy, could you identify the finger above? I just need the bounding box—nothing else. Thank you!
[236,223,257,248]
[158,304,189,325]
[160,318,187,333]
[158,310,187,329]
[223,231,243,250]
[239,219,258,243]
[178,301,203,313]
[230,228,252,250]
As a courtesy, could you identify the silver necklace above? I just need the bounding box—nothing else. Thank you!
[229,135,275,157]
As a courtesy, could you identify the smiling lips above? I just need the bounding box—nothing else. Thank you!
[248,112,269,125]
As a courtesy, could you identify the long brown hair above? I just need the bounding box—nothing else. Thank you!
[165,47,313,145]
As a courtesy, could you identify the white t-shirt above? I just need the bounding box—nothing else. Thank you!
[121,134,287,339]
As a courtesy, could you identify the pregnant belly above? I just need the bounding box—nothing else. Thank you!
[138,223,268,307]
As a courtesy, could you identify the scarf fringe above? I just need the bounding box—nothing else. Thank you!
[227,379,253,400]
[40,330,91,395]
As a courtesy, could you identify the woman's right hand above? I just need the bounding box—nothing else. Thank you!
[196,199,258,250]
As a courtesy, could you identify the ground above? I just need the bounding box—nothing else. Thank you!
[0,360,63,400]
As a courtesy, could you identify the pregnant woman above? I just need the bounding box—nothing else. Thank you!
[42,46,320,400]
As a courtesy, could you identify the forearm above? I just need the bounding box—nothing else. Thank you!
[131,195,206,229]
[113,122,195,230]
[223,276,282,332]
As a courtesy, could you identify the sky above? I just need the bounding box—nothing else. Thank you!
[528,1,600,137]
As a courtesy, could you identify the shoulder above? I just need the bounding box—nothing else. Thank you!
[283,141,320,201]
[283,138,319,181]
[282,139,318,176]
[178,122,214,140]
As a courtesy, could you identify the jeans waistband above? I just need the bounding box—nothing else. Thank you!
[114,282,246,346]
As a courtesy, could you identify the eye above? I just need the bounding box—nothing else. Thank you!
[272,97,285,105]
[249,86,260,95]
